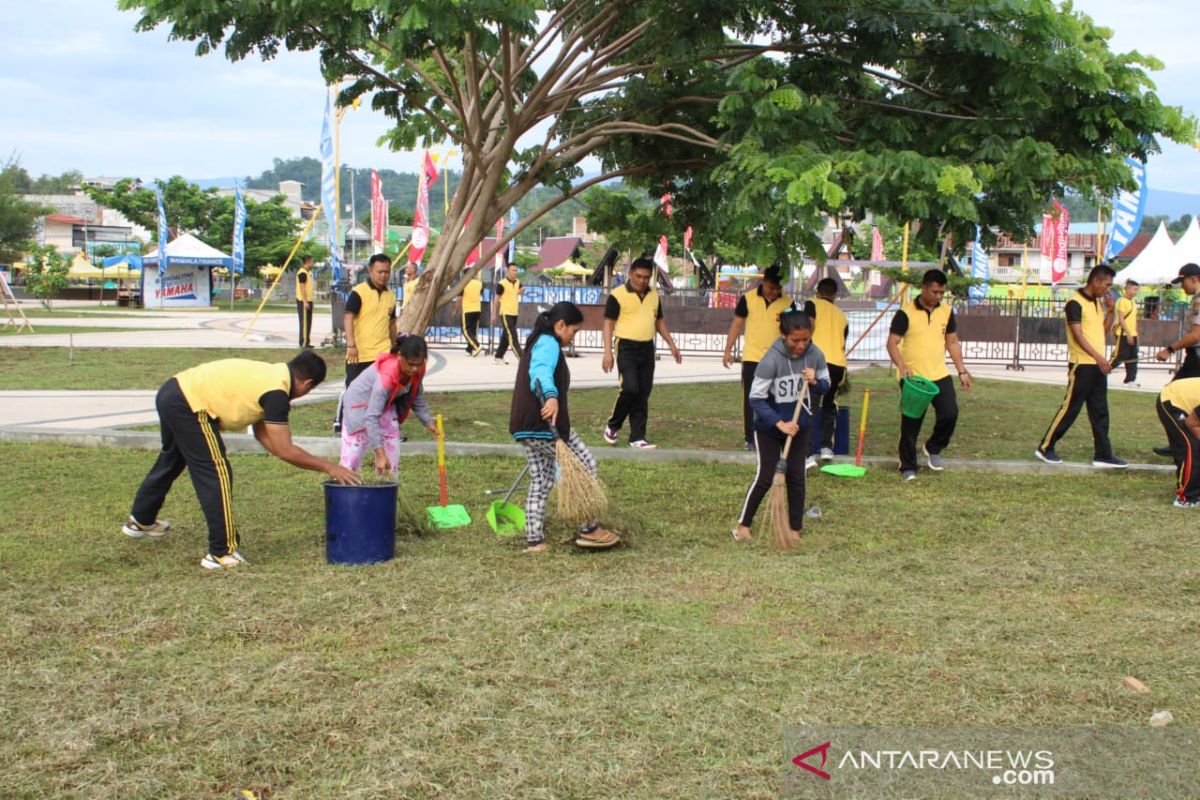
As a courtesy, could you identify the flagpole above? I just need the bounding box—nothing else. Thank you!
[332,84,342,276]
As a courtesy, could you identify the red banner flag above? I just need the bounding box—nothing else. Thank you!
[683,225,693,251]
[1040,214,1055,260]
[1051,199,1070,285]
[408,151,440,264]
[370,170,385,251]
[660,192,672,219]
[870,226,885,262]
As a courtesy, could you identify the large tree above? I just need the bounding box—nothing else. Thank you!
[0,160,51,264]
[121,0,1190,331]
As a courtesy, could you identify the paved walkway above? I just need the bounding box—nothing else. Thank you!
[0,304,1177,475]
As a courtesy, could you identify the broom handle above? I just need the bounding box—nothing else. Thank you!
[436,414,449,507]
[855,389,871,468]
[779,381,810,461]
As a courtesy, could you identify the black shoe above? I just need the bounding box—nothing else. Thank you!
[742,441,754,451]
[398,433,408,443]
[1153,445,1173,457]
[332,423,342,436]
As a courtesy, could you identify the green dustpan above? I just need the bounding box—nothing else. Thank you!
[487,500,525,537]
[820,463,866,478]
[426,504,472,529]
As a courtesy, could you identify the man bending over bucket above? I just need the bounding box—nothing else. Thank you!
[122,351,361,570]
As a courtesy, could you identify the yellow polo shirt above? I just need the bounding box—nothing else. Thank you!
[809,297,848,367]
[891,297,955,381]
[497,278,521,316]
[461,279,483,314]
[295,267,313,303]
[1065,289,1106,365]
[175,360,291,431]
[1162,377,1200,413]
[605,283,662,341]
[346,280,397,363]
[1113,296,1138,338]
[736,287,794,362]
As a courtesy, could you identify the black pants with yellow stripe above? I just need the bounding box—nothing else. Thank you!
[131,378,238,557]
[898,374,957,472]
[1157,398,1200,502]
[1038,363,1112,459]
[462,310,481,354]
[495,314,522,360]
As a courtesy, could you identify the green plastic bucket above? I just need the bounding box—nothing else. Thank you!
[900,376,940,419]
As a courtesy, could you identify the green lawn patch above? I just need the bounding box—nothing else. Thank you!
[0,442,1196,797]
[0,326,153,337]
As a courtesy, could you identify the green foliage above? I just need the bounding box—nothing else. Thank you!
[84,177,302,276]
[1139,213,1193,238]
[0,159,50,263]
[879,266,980,298]
[22,245,70,310]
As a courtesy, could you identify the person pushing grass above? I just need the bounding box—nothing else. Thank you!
[510,301,619,553]
[338,334,438,478]
[733,311,830,543]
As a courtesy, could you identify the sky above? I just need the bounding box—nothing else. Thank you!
[2,1,1198,193]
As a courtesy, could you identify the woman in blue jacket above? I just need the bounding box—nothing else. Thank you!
[509,302,619,553]
[733,310,830,542]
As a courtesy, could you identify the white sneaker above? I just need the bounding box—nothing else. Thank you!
[603,426,619,445]
[201,551,248,570]
[805,455,817,471]
[819,447,834,462]
[629,440,657,449]
[122,516,172,538]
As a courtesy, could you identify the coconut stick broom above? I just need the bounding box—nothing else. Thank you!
[534,382,608,524]
[762,381,810,549]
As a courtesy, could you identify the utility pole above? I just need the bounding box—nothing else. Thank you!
[345,166,358,267]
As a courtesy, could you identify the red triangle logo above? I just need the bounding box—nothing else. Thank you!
[792,741,832,781]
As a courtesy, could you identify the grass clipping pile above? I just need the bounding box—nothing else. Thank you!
[553,440,608,524]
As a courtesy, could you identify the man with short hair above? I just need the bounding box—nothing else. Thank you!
[295,255,315,348]
[723,265,795,450]
[335,253,397,434]
[804,277,850,460]
[602,257,683,449]
[1110,278,1140,385]
[492,263,523,364]
[886,269,972,480]
[1036,264,1127,467]
[123,351,361,570]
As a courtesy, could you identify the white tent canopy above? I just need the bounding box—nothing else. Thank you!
[1172,217,1200,270]
[1119,222,1180,284]
[143,232,232,267]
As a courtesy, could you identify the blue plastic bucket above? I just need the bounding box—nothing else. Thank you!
[809,406,852,454]
[324,481,397,565]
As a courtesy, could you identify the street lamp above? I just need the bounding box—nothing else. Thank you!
[344,165,357,266]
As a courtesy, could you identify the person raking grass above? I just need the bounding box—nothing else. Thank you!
[733,310,830,543]
[123,351,361,570]
[510,301,619,553]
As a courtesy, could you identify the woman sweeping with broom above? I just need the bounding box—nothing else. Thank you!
[510,301,618,553]
[733,310,830,544]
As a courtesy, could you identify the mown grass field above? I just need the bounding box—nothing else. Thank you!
[1,440,1197,798]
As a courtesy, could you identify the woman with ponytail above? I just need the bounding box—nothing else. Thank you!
[509,302,619,552]
[339,334,438,476]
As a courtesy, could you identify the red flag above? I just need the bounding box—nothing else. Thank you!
[1040,214,1055,260]
[370,170,385,250]
[683,225,693,251]
[654,235,669,274]
[495,216,505,268]
[870,226,885,262]
[660,192,672,219]
[408,151,440,264]
[1051,200,1070,285]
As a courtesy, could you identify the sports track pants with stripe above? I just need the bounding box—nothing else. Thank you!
[130,378,238,557]
[1157,398,1200,502]
[1038,363,1113,460]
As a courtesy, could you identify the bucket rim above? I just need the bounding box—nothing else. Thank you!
[323,480,399,489]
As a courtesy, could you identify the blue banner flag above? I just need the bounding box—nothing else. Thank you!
[507,205,518,265]
[320,91,342,283]
[969,226,989,303]
[232,184,246,275]
[156,187,169,277]
[1104,157,1148,262]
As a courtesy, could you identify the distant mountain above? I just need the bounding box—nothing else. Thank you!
[1145,188,1200,219]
